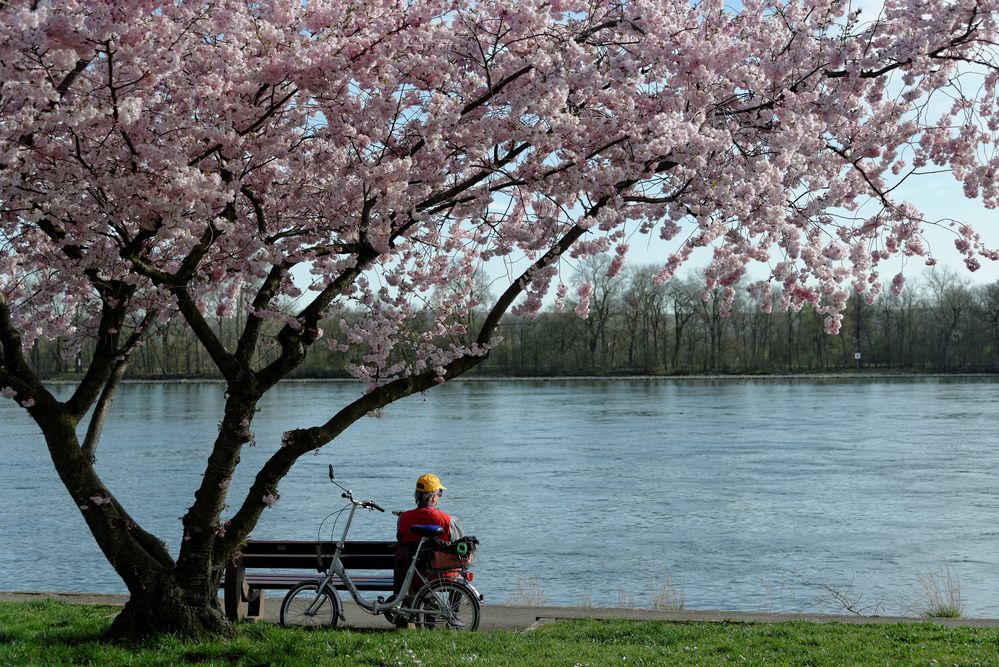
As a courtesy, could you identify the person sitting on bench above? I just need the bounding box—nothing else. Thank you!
[393,473,465,610]
[397,473,464,545]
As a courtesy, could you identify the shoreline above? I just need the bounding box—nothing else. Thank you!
[5,591,999,631]
[39,370,999,384]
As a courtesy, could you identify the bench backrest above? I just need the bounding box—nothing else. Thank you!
[237,540,396,572]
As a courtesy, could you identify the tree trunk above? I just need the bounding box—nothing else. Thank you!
[27,387,240,643]
[105,572,232,641]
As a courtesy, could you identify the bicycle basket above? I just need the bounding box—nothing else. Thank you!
[427,536,478,571]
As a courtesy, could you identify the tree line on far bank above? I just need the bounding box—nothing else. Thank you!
[482,262,999,376]
[31,263,999,379]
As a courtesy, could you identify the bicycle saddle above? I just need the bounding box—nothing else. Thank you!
[409,524,444,538]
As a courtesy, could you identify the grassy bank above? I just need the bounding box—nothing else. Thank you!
[2,600,998,666]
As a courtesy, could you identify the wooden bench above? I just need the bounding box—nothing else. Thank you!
[222,539,396,621]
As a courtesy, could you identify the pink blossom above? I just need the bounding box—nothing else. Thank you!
[118,97,143,126]
[553,282,568,311]
[607,244,629,278]
[890,273,905,296]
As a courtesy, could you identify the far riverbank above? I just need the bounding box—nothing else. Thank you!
[37,369,999,383]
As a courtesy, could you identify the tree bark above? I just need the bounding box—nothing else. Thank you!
[105,572,232,641]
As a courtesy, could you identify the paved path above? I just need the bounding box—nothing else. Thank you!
[4,591,998,631]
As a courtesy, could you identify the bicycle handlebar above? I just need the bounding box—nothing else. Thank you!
[331,470,385,511]
[340,491,385,512]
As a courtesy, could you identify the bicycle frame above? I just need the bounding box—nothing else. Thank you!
[317,497,436,616]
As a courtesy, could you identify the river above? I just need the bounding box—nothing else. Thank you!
[2,376,997,616]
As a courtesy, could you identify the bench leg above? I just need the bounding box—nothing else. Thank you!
[223,562,244,622]
[245,586,265,621]
[223,561,267,622]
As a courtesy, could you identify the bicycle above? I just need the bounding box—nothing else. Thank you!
[279,465,482,630]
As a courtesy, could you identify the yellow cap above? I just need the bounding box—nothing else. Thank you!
[416,473,446,493]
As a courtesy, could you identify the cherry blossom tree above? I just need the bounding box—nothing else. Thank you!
[2,0,998,639]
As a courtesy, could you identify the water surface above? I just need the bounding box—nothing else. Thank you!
[1,377,996,616]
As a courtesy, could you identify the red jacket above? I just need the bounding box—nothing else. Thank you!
[396,506,455,543]
[394,506,465,595]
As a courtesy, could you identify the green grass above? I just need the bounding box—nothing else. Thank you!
[3,599,999,666]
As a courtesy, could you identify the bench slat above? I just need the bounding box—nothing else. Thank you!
[239,540,396,556]
[242,573,394,591]
[238,553,395,571]
[222,539,398,621]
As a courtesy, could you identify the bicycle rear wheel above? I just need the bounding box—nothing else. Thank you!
[411,580,480,631]
[280,580,342,628]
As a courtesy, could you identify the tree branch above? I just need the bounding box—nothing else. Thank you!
[80,361,127,463]
[172,286,240,381]
[0,323,175,582]
[415,141,532,214]
[64,284,137,420]
[460,64,534,116]
[234,262,293,366]
[80,311,156,461]
[255,248,379,390]
[187,88,299,167]
[0,294,44,397]
[241,185,267,235]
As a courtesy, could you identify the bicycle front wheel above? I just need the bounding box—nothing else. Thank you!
[412,580,480,631]
[280,580,342,628]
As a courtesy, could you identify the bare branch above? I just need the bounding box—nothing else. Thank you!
[234,262,294,366]
[172,286,240,381]
[81,310,156,461]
